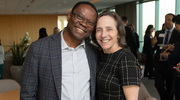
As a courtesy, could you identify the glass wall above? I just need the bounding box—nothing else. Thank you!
[137,0,176,52]
[159,0,175,30]
[142,1,155,37]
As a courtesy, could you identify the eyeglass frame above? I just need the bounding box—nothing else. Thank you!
[71,12,96,27]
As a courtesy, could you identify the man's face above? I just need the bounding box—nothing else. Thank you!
[67,4,97,41]
[165,15,174,30]
[175,23,180,33]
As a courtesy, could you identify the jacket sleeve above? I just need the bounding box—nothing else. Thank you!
[20,42,39,100]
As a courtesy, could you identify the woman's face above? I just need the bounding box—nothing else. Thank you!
[96,15,120,53]
[150,27,154,33]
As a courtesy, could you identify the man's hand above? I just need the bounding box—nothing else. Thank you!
[151,37,157,45]
[173,63,180,73]
[161,52,169,59]
[167,44,174,51]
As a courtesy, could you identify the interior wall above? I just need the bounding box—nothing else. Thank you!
[115,1,137,31]
[0,15,58,51]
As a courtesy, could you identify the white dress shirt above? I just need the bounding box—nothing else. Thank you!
[163,27,174,44]
[61,31,90,100]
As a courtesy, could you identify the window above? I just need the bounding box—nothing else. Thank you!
[58,16,67,30]
[159,0,175,30]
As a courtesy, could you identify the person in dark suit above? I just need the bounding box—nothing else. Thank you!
[38,27,48,40]
[142,25,155,78]
[127,24,140,49]
[20,1,99,100]
[122,16,138,58]
[161,14,180,100]
[152,13,179,100]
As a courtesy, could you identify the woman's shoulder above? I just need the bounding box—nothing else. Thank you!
[119,48,137,60]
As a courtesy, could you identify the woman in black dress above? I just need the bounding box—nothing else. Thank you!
[92,11,141,100]
[142,25,154,78]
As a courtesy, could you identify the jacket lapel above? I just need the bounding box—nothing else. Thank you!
[49,33,62,100]
[85,41,97,100]
[169,28,178,44]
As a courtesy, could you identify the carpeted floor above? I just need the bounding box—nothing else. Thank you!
[142,77,160,100]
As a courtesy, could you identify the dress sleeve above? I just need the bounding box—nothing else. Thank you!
[118,52,141,86]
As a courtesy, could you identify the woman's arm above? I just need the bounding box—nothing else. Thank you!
[122,85,140,100]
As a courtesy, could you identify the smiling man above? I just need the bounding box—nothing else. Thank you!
[20,1,99,100]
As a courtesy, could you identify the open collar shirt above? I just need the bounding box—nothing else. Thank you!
[61,29,90,100]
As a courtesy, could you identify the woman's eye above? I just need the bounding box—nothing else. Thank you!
[96,29,102,32]
[107,28,112,31]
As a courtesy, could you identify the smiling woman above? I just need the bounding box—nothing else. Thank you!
[94,10,141,100]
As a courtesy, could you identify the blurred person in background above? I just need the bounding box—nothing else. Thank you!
[0,39,5,79]
[53,27,60,34]
[161,14,180,100]
[122,16,138,58]
[152,13,179,100]
[127,24,140,55]
[38,27,48,40]
[142,25,155,79]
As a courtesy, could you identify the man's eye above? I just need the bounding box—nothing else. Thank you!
[77,15,83,20]
[88,21,95,26]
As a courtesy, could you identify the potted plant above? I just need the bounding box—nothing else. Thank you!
[10,32,30,83]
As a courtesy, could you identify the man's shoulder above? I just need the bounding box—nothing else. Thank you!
[85,41,101,56]
[125,26,132,33]
[155,29,165,34]
[86,41,100,51]
[172,28,179,34]
[31,34,60,49]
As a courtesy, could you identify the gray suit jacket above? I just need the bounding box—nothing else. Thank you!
[20,32,99,100]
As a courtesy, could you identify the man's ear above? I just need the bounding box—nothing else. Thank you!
[67,12,71,21]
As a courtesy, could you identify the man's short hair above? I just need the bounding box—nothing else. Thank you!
[121,16,128,22]
[172,14,180,25]
[165,13,175,18]
[71,1,98,16]
[54,27,59,30]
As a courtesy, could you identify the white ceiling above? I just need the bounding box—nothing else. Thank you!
[0,0,137,15]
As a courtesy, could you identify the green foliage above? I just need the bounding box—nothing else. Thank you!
[10,42,29,66]
[10,32,30,66]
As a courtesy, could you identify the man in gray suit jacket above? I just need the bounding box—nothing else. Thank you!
[20,1,99,100]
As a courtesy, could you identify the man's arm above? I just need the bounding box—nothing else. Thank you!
[20,42,39,100]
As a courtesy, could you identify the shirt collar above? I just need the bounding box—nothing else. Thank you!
[61,28,85,50]
[165,27,174,33]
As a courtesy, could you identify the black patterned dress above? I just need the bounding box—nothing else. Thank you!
[96,48,141,100]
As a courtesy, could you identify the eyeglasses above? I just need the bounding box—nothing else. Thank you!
[72,12,95,27]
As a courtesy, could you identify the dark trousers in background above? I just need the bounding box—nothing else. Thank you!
[154,61,176,100]
[144,53,154,78]
[0,64,3,79]
[175,75,180,100]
